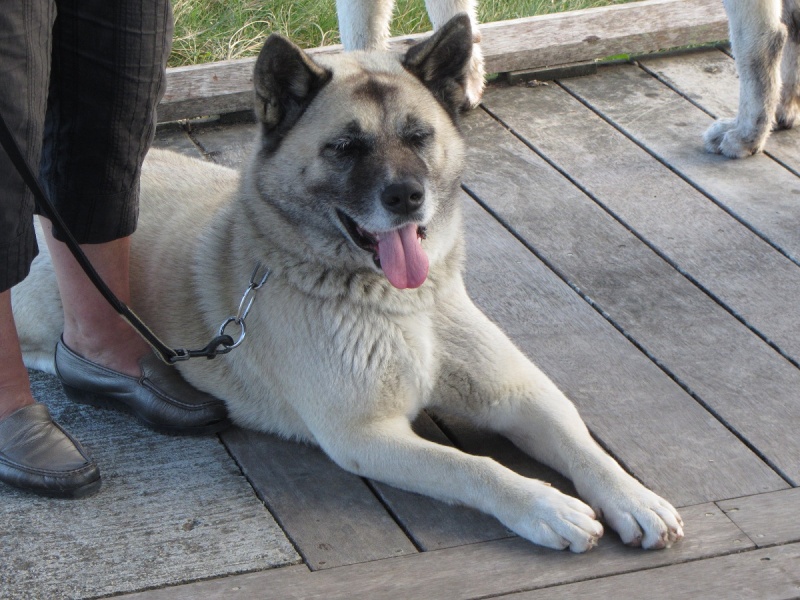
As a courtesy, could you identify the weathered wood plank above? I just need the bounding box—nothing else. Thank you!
[221,428,416,569]
[188,118,259,168]
[718,488,800,548]
[474,82,800,484]
[113,503,752,600]
[509,543,800,599]
[113,565,312,600]
[370,413,513,551]
[639,48,800,169]
[1,371,299,600]
[559,63,800,262]
[221,427,418,570]
[457,117,786,502]
[158,0,728,122]
[477,0,727,74]
[152,122,203,157]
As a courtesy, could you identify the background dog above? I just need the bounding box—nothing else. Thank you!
[338,0,800,158]
[705,0,800,157]
[13,15,683,552]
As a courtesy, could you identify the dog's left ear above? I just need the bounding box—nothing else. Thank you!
[254,34,333,151]
[403,14,474,118]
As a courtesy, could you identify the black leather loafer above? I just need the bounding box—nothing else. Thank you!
[55,339,231,435]
[0,403,101,498]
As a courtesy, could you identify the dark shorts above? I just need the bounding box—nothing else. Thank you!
[0,0,172,292]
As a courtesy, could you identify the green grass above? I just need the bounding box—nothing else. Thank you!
[170,0,638,67]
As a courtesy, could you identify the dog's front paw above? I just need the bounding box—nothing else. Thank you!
[703,118,765,158]
[590,479,684,550]
[503,484,604,553]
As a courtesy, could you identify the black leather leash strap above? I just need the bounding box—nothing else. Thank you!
[0,111,233,363]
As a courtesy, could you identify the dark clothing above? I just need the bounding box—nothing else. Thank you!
[0,0,172,292]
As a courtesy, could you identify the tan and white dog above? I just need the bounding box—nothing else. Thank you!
[13,16,683,552]
[339,0,800,158]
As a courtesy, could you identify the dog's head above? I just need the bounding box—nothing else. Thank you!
[248,15,473,290]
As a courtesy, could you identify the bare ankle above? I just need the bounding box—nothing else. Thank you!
[0,384,36,421]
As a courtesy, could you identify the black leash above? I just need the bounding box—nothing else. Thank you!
[0,111,235,363]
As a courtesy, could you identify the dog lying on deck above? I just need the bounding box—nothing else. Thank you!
[13,15,683,552]
[338,0,800,158]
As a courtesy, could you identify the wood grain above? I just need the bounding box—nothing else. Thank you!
[221,427,418,570]
[509,543,800,599]
[718,488,800,548]
[158,0,728,122]
[560,63,800,263]
[456,115,786,502]
[475,82,800,485]
[639,48,800,169]
[113,503,752,600]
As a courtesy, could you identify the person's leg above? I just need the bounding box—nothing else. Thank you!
[37,0,230,435]
[0,289,100,498]
[39,0,166,375]
[41,222,149,378]
[0,291,34,421]
[0,0,50,417]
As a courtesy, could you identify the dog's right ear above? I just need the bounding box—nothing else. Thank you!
[403,14,474,119]
[254,34,332,151]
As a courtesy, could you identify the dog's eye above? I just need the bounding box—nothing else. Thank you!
[403,128,433,150]
[324,136,369,159]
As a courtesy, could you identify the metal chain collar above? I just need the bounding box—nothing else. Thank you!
[217,264,271,350]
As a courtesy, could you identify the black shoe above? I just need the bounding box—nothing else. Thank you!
[0,403,101,498]
[55,338,231,435]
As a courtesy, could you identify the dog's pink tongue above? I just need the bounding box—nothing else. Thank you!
[377,224,429,289]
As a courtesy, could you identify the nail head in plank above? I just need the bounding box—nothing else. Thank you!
[718,488,800,547]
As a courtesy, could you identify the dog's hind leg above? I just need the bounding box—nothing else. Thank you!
[336,0,394,50]
[777,0,800,128]
[705,0,786,157]
[423,0,485,107]
[430,286,684,550]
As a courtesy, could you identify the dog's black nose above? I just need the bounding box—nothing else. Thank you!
[381,179,425,215]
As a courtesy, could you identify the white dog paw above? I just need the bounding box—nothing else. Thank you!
[591,483,684,550]
[505,486,605,553]
[462,43,485,109]
[703,118,765,158]
[776,99,799,130]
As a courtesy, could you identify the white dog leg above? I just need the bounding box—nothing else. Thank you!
[424,0,485,107]
[777,0,800,128]
[316,416,605,552]
[431,289,684,549]
[336,0,394,50]
[705,0,786,157]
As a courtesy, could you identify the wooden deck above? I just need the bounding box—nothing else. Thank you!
[97,45,800,599]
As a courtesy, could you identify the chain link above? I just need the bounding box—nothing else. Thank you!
[218,264,270,350]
